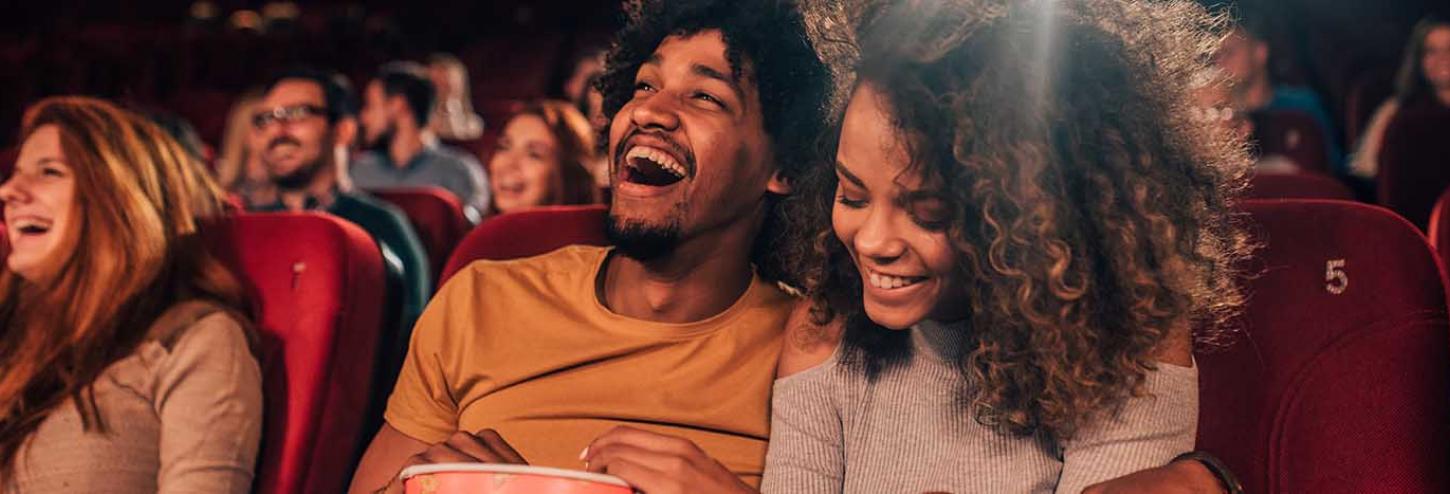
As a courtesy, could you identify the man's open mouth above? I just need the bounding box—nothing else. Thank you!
[620,145,689,187]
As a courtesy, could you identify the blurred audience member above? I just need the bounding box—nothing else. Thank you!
[1216,19,1343,173]
[577,74,610,189]
[142,110,209,164]
[1349,16,1450,180]
[215,89,277,206]
[556,46,606,107]
[353,62,490,219]
[247,68,431,352]
[486,100,599,215]
[1190,68,1297,173]
[425,53,485,142]
[0,96,261,492]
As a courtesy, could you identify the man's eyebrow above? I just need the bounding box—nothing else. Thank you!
[691,63,745,103]
[644,53,662,66]
[835,161,865,188]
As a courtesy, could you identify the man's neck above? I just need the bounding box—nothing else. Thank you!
[277,164,339,211]
[600,213,765,324]
[389,127,426,169]
[1437,87,1450,107]
[1238,73,1274,110]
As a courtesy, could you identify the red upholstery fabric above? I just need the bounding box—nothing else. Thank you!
[206,213,387,494]
[1251,109,1331,174]
[1245,172,1355,200]
[167,89,235,149]
[1377,108,1450,229]
[440,204,608,284]
[1197,199,1450,493]
[1343,68,1396,148]
[1425,188,1450,275]
[370,187,472,281]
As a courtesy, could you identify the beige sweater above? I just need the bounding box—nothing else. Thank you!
[761,319,1197,494]
[5,301,264,494]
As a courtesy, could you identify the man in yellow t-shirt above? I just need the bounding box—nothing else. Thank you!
[346,1,834,493]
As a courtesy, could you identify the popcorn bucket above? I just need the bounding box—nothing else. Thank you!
[401,463,633,494]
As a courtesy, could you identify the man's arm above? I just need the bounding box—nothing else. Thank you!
[348,425,429,494]
[349,425,529,494]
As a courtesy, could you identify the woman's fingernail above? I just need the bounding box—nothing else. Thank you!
[579,446,590,460]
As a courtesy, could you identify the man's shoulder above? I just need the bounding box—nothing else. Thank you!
[332,193,416,239]
[351,150,389,170]
[1270,85,1329,110]
[447,245,607,291]
[425,144,484,168]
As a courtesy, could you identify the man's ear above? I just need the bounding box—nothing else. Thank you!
[767,169,793,195]
[334,117,358,150]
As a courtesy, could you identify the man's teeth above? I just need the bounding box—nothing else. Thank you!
[868,272,923,289]
[626,146,686,178]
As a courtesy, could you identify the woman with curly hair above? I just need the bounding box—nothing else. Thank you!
[762,0,1252,492]
[0,97,262,492]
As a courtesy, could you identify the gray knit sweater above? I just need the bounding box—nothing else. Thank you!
[760,320,1197,494]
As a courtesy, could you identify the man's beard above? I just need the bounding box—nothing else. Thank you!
[365,122,396,152]
[264,136,325,191]
[605,206,685,261]
[271,159,323,191]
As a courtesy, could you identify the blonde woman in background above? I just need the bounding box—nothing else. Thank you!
[214,89,276,206]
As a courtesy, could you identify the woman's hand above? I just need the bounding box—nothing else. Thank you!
[583,426,758,494]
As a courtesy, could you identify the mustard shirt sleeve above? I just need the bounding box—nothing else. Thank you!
[384,266,477,444]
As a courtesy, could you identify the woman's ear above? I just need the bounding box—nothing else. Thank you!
[767,169,793,195]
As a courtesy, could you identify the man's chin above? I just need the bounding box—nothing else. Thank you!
[605,214,681,261]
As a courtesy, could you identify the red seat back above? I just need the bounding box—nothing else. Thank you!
[206,213,386,494]
[1377,108,1450,229]
[369,187,472,281]
[1251,109,1331,174]
[1343,68,1396,148]
[1424,187,1450,274]
[440,205,608,284]
[1197,199,1450,493]
[1245,172,1354,200]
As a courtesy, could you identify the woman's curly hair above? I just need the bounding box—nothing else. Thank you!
[595,0,832,283]
[780,0,1254,443]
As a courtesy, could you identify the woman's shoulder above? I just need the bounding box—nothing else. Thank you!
[145,300,252,354]
[776,299,845,379]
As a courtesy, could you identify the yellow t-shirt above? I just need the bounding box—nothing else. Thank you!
[384,245,793,484]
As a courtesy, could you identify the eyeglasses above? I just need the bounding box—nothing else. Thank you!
[251,105,328,129]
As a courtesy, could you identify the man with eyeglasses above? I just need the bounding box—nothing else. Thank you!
[248,67,433,431]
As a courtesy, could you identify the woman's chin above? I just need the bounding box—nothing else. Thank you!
[863,304,926,331]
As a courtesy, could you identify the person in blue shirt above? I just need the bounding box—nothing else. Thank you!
[1215,20,1344,174]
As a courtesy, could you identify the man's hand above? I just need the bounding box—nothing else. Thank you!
[1080,459,1226,494]
[376,429,527,494]
[583,426,757,494]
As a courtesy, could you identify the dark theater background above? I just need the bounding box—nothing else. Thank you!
[0,0,1446,155]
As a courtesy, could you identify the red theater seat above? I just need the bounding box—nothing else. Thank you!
[440,204,608,285]
[206,213,387,494]
[370,187,472,281]
[1251,109,1331,174]
[1424,187,1450,273]
[1245,172,1355,200]
[1377,108,1450,229]
[1197,199,1450,493]
[1343,68,1395,148]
